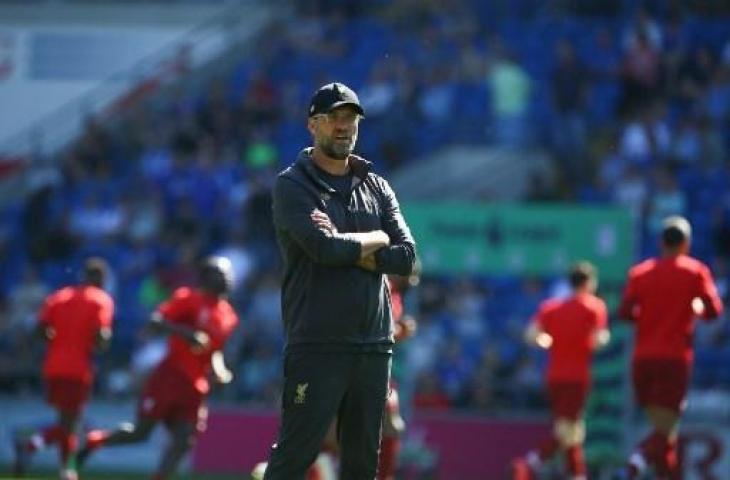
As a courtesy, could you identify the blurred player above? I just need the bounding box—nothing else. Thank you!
[13,257,113,480]
[617,216,723,479]
[378,272,418,480]
[511,261,609,480]
[75,256,239,480]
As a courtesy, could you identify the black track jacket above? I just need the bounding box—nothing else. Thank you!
[272,148,417,353]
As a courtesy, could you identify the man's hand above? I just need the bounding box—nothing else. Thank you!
[214,367,234,384]
[211,350,233,384]
[356,254,377,271]
[311,209,337,235]
[525,323,552,349]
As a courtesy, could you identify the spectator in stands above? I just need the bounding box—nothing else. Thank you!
[621,29,664,112]
[646,167,687,237]
[486,38,533,146]
[550,40,590,183]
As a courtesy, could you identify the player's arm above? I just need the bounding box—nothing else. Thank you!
[696,266,724,320]
[592,301,610,350]
[524,322,552,349]
[147,311,210,350]
[35,321,55,342]
[616,277,638,322]
[211,350,233,384]
[94,296,114,352]
[364,179,417,275]
[273,177,388,266]
[95,327,112,352]
[36,297,55,342]
[592,328,611,349]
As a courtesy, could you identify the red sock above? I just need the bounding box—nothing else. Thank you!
[657,436,679,478]
[538,437,560,461]
[377,435,400,480]
[640,430,665,466]
[85,429,112,451]
[59,430,77,466]
[565,445,586,476]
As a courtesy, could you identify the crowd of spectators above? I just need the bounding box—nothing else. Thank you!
[1,0,729,415]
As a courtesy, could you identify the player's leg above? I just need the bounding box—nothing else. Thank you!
[264,351,350,480]
[79,364,175,467]
[377,384,404,480]
[511,381,587,480]
[645,405,680,478]
[153,381,208,480]
[627,359,687,479]
[56,408,83,479]
[338,352,390,480]
[76,416,157,467]
[554,417,587,479]
[154,421,197,480]
[14,379,88,478]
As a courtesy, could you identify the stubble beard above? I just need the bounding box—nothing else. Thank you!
[320,136,355,161]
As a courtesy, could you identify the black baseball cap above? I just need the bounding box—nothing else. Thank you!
[308,82,365,117]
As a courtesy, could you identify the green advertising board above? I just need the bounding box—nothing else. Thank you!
[403,202,634,281]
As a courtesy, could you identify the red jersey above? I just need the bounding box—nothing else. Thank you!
[618,255,723,363]
[156,287,239,394]
[534,293,607,382]
[389,280,403,324]
[39,285,114,384]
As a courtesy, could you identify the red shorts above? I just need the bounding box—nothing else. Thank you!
[632,358,689,413]
[138,366,208,432]
[547,380,589,420]
[45,377,91,414]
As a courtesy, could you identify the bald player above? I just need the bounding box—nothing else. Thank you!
[511,261,609,480]
[13,258,113,480]
[618,216,723,479]
[75,257,239,480]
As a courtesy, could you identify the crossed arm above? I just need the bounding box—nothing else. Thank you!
[273,177,416,274]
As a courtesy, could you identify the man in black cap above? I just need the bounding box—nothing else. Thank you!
[263,82,417,479]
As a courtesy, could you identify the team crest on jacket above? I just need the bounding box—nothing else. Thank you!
[294,383,308,404]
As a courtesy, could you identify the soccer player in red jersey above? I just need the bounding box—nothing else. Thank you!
[13,257,114,480]
[377,273,418,480]
[511,262,610,480]
[75,256,239,480]
[617,216,723,479]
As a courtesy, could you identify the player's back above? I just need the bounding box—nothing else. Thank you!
[41,285,113,383]
[627,255,708,360]
[539,294,606,381]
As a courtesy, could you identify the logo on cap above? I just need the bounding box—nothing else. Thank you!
[309,82,365,117]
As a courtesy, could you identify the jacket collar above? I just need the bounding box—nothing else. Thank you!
[296,147,371,192]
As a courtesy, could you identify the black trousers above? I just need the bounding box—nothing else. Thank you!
[263,351,391,480]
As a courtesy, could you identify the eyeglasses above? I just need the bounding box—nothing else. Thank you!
[314,110,362,126]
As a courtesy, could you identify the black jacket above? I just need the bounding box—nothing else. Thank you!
[272,148,417,352]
